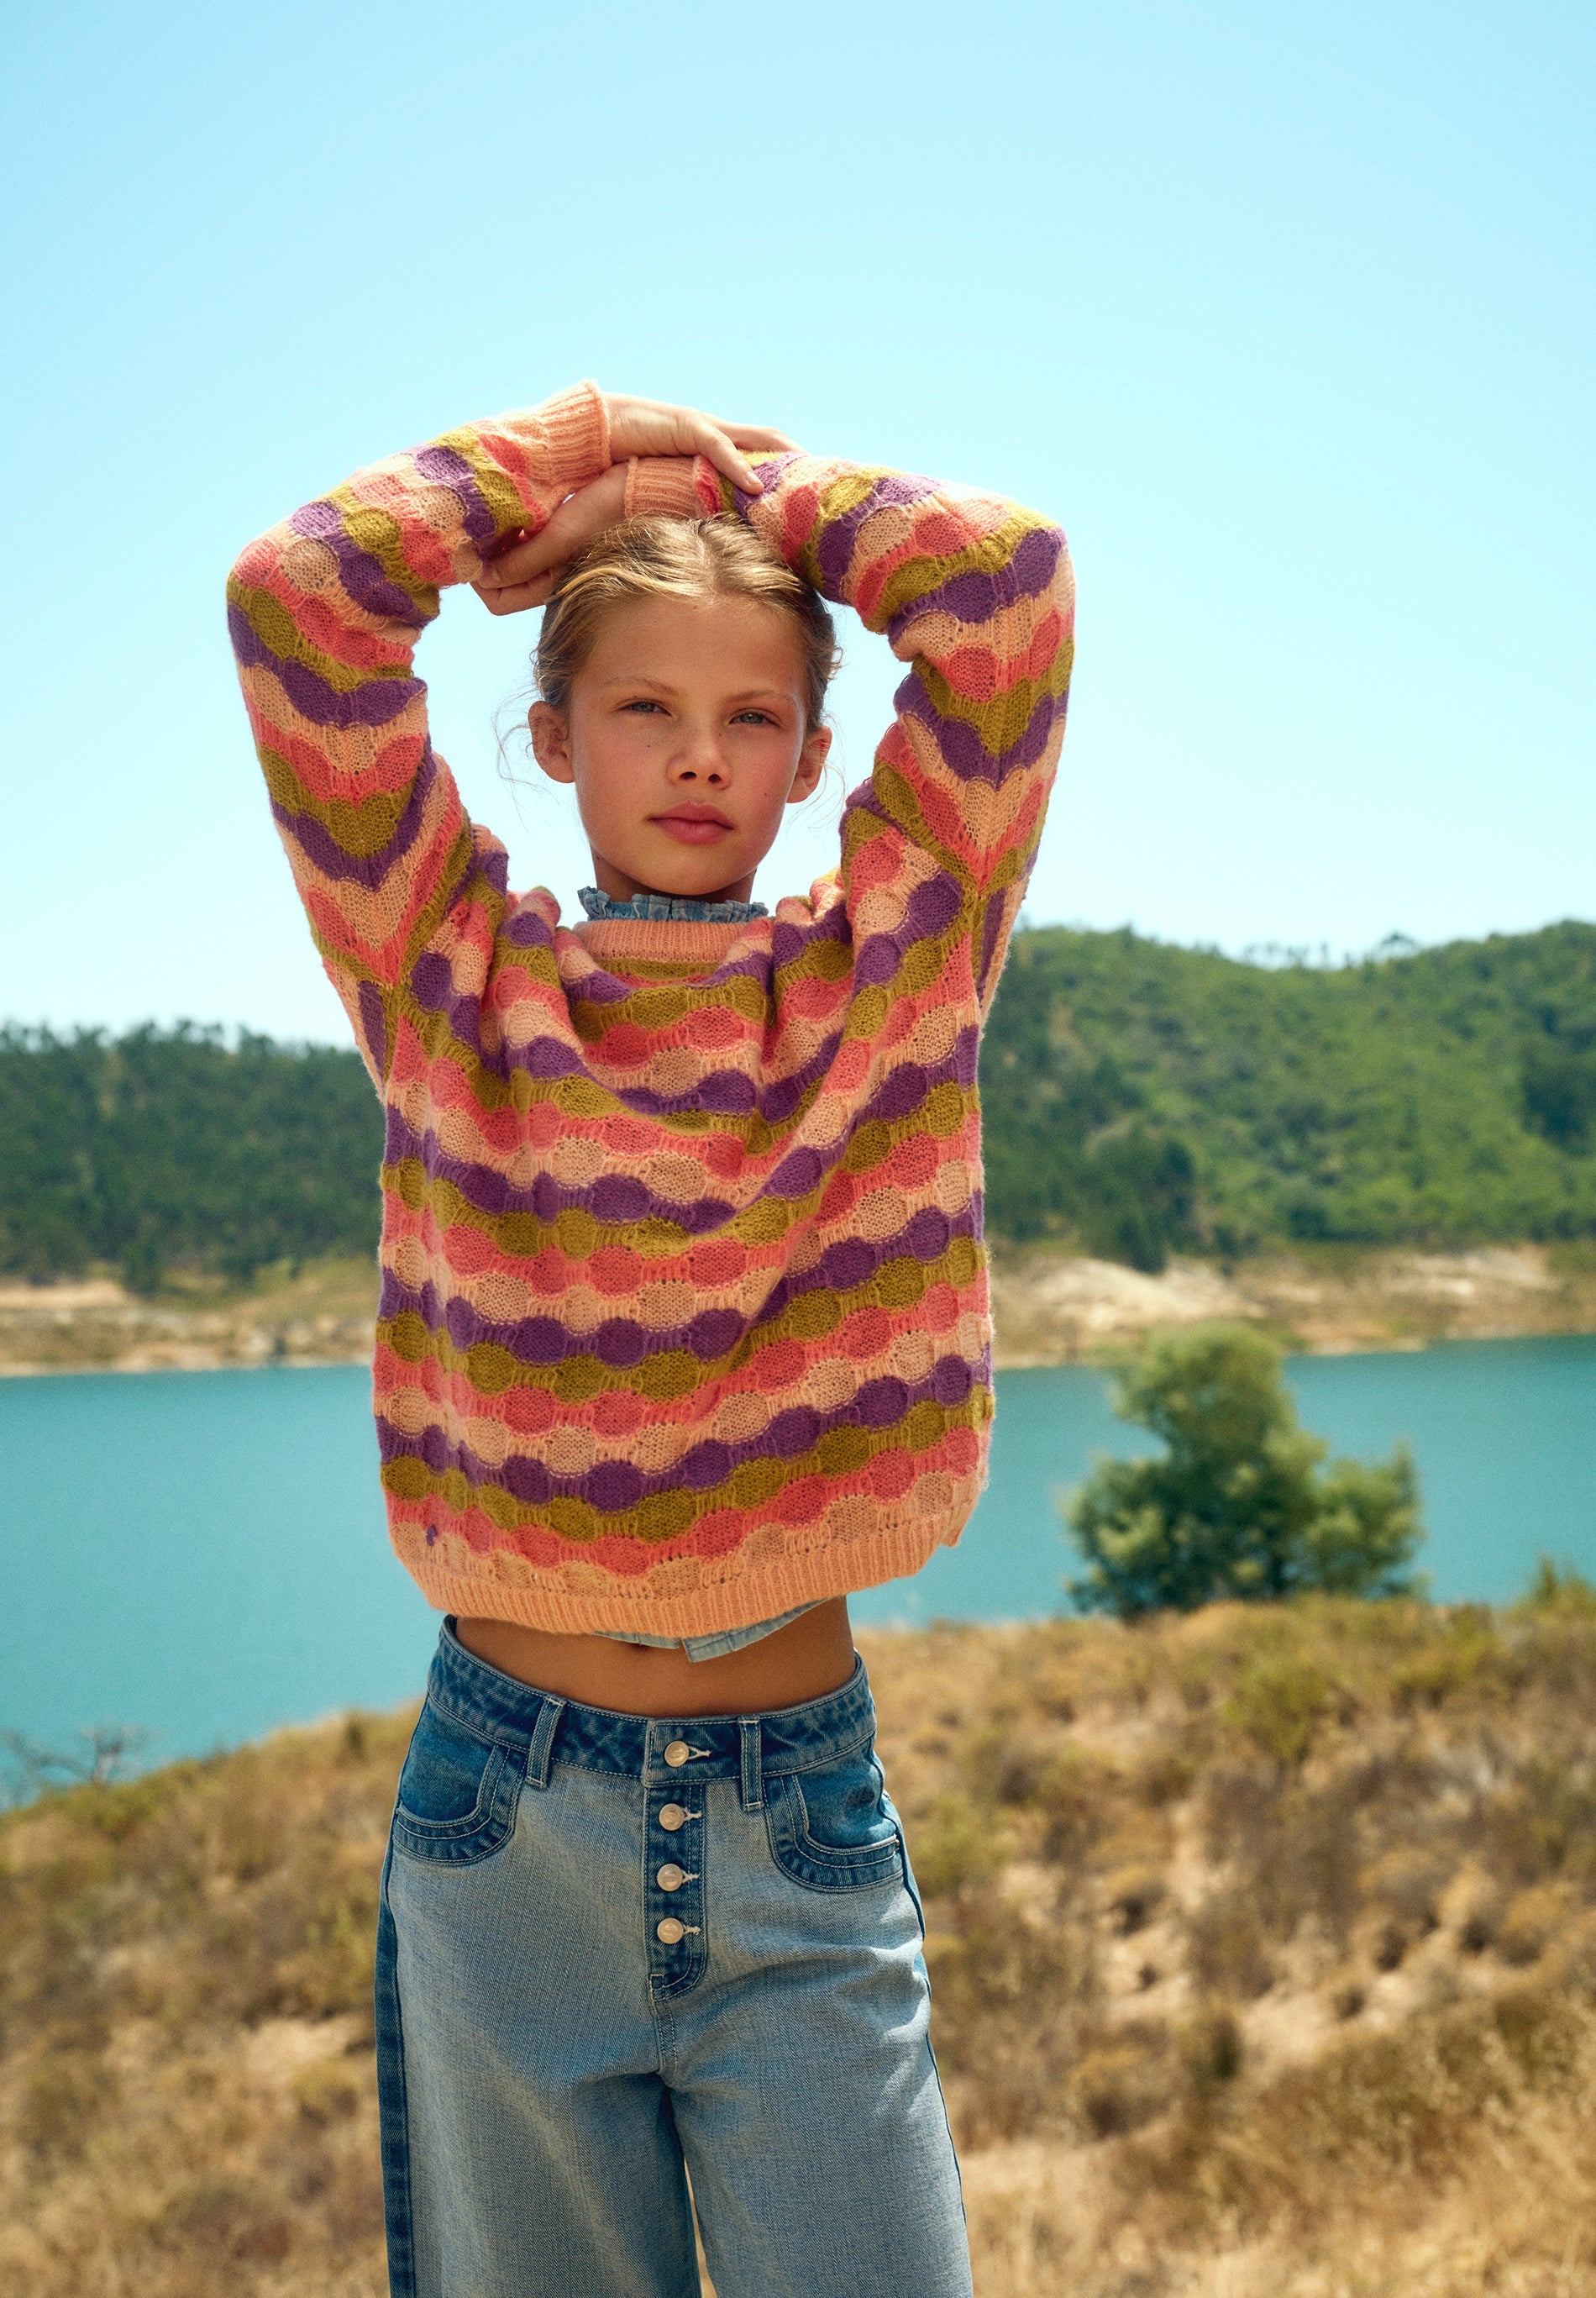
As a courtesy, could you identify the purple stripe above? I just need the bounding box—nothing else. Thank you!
[381,1028,977,1227]
[228,601,422,734]
[815,471,935,597]
[374,1349,982,1513]
[384,1106,736,1228]
[358,982,388,1078]
[269,742,446,890]
[412,442,502,555]
[975,887,1010,1007]
[886,523,1064,641]
[505,906,556,950]
[897,674,1064,790]
[487,1009,843,1128]
[288,498,428,625]
[748,1198,979,1333]
[728,451,802,517]
[840,781,891,842]
[376,1196,979,1370]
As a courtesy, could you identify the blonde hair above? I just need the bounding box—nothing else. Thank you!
[535,516,840,731]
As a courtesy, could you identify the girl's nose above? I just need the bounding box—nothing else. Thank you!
[670,732,729,785]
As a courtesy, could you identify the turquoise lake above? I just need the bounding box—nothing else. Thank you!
[3,1335,1593,1775]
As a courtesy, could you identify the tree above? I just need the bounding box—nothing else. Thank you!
[0,1723,153,1807]
[1064,1324,1425,1617]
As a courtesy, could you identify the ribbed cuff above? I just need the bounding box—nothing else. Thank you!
[525,379,611,489]
[622,453,721,518]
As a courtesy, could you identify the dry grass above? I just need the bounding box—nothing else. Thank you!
[0,1712,402,2295]
[9,1590,1596,2292]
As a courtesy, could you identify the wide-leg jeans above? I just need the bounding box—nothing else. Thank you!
[375,1618,973,2298]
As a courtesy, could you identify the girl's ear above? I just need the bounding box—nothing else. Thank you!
[528,701,575,785]
[786,722,832,805]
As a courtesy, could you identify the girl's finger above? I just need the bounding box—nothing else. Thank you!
[722,423,798,454]
[476,532,559,589]
[479,466,627,589]
[694,423,764,495]
[471,571,554,616]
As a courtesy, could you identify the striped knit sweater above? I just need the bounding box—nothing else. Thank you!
[228,381,1074,1636]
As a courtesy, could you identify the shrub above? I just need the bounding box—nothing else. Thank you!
[1065,1325,1425,1616]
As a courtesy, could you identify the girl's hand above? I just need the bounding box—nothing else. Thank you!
[473,465,630,615]
[602,395,795,492]
[472,393,796,616]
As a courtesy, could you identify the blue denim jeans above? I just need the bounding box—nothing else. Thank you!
[375,1619,972,2298]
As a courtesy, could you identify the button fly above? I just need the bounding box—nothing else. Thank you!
[663,1740,690,1767]
[659,1803,689,1832]
[656,1917,686,1945]
[657,1864,687,1891]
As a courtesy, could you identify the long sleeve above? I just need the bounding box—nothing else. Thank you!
[729,452,1073,1018]
[226,383,612,1081]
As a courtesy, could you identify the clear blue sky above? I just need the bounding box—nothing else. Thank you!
[3,0,1591,1044]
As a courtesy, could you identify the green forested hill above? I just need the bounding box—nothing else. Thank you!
[981,919,1596,1266]
[0,1025,381,1291]
[3,922,1593,1291]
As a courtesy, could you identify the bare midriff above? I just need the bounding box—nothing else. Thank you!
[452,1596,856,1718]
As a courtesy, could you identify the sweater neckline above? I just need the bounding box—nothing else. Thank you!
[571,913,764,969]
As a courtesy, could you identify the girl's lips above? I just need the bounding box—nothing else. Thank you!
[652,814,733,845]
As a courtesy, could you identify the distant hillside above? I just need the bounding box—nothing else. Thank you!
[3,922,1593,1291]
[981,919,1596,1266]
[0,1024,380,1292]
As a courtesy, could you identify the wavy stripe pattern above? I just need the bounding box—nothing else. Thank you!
[227,384,1074,1635]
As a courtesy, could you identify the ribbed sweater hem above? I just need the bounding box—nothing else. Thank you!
[398,1501,977,1638]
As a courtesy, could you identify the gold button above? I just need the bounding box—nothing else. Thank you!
[658,1864,686,1892]
[656,1917,686,1945]
[664,1741,690,1767]
[660,1803,688,1832]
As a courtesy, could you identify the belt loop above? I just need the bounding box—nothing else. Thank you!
[739,1717,764,1813]
[526,1694,565,1790]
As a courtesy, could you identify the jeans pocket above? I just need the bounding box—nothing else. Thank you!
[765,1740,906,1893]
[391,1696,525,1868]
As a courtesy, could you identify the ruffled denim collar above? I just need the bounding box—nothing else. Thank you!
[577,886,769,923]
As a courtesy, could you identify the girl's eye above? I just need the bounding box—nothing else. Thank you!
[622,699,665,714]
[732,709,777,726]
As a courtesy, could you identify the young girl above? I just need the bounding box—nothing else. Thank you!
[228,385,1072,2298]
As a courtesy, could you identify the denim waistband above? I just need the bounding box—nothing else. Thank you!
[427,1617,878,1788]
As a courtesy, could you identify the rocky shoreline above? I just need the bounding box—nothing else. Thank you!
[989,1238,1596,1363]
[3,1243,1594,1378]
[0,1259,379,1378]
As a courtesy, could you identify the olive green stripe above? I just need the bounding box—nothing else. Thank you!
[912,646,1074,752]
[869,504,1061,627]
[568,912,960,1048]
[261,743,410,861]
[228,575,419,697]
[381,1081,976,1262]
[381,1384,992,1544]
[757,476,1056,634]
[377,1232,985,1402]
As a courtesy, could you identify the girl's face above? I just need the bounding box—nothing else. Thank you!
[528,593,832,907]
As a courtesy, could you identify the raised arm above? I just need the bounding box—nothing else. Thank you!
[727,452,1074,1015]
[226,384,612,1081]
[466,419,1074,1021]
